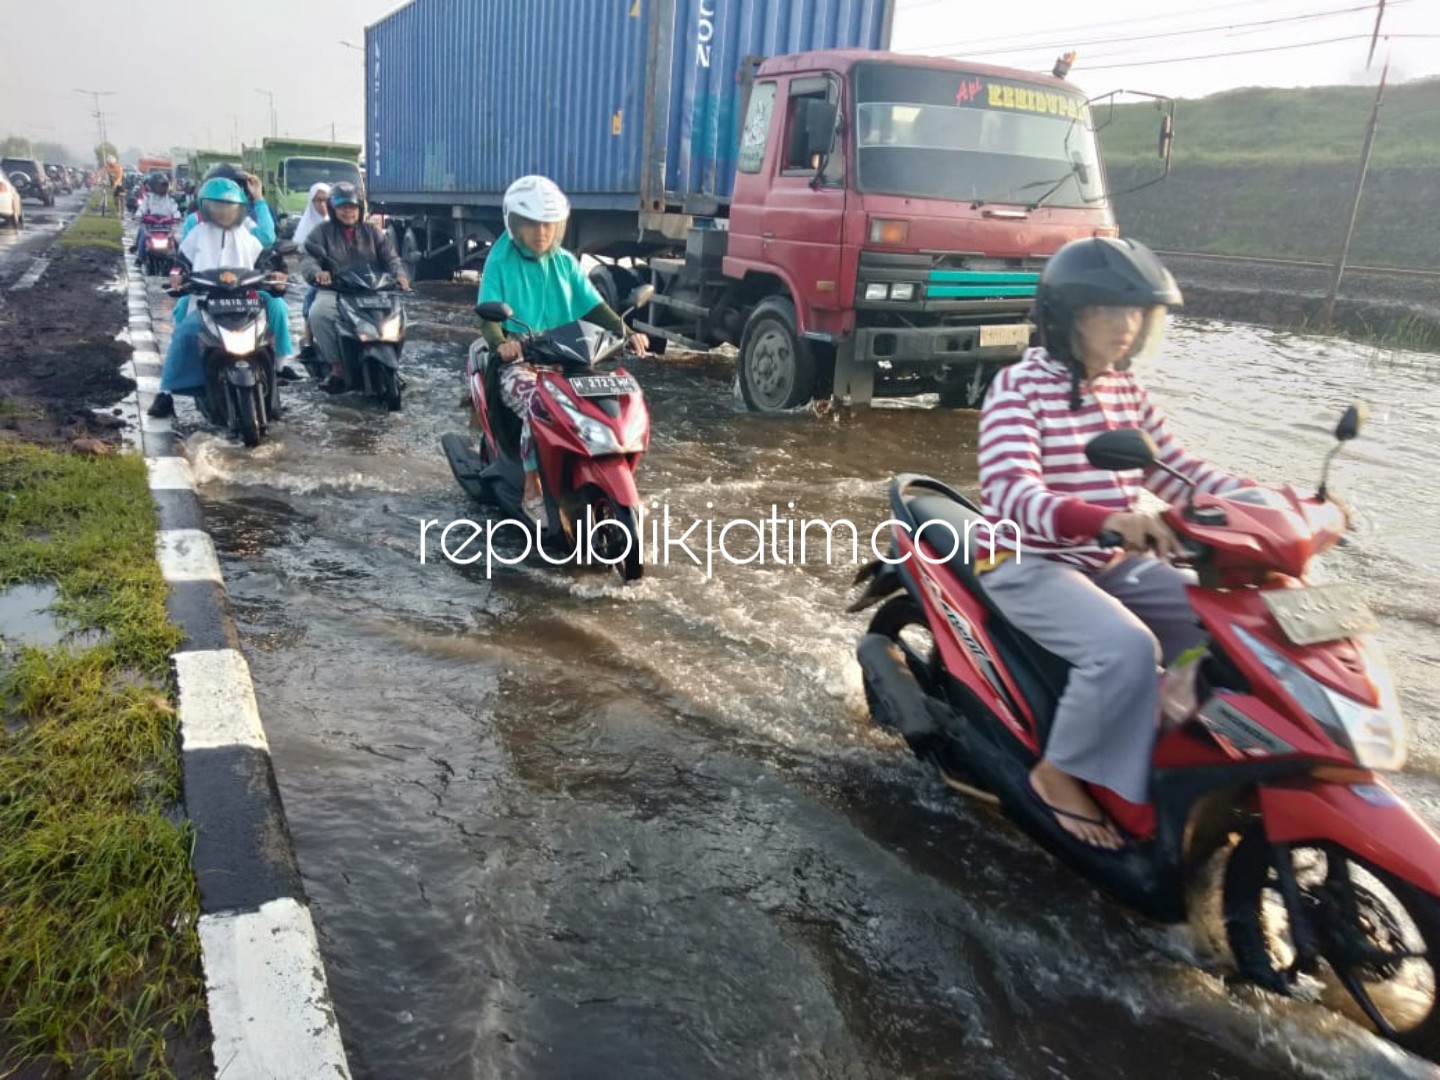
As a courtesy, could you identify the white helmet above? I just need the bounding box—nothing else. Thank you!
[106,155,117,165]
[502,174,569,240]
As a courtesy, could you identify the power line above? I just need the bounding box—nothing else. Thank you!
[931,1,1405,60]
[1074,31,1439,70]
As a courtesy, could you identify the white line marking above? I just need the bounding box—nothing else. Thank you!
[198,900,352,1080]
[174,649,267,752]
[157,529,222,584]
[10,257,49,291]
[135,375,161,394]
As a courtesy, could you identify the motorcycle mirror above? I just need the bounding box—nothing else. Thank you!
[1084,427,1158,471]
[626,284,655,311]
[475,301,513,323]
[1335,402,1367,442]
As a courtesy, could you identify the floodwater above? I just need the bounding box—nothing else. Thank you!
[141,267,1440,1079]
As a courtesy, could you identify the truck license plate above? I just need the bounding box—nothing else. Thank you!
[979,324,1031,348]
[1262,583,1379,645]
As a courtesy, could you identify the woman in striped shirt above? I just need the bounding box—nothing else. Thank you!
[976,237,1249,851]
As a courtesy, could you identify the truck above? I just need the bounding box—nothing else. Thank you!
[188,149,242,184]
[241,137,364,237]
[137,155,172,178]
[364,0,1173,411]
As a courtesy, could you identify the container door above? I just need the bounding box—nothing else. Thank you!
[762,75,846,313]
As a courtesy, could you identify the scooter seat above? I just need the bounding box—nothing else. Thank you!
[906,493,1072,732]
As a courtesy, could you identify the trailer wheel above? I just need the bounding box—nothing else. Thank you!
[739,297,815,413]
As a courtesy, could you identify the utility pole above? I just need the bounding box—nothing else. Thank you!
[73,88,116,159]
[1322,3,1389,328]
[255,89,277,138]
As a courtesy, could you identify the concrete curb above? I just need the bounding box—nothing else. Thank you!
[116,222,353,1079]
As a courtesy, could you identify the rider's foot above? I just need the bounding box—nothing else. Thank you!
[318,373,346,394]
[522,473,548,532]
[1027,760,1125,851]
[277,356,304,381]
[147,392,174,419]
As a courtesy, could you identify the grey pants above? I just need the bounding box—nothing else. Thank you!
[309,290,343,376]
[980,554,1206,803]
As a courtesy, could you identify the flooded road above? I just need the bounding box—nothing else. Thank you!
[142,269,1440,1078]
[0,191,85,288]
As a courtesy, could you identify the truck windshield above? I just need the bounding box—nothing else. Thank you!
[854,64,1105,208]
[286,158,361,191]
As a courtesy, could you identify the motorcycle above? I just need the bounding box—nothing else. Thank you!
[849,405,1440,1062]
[139,214,179,276]
[165,264,288,448]
[439,286,655,582]
[302,268,407,411]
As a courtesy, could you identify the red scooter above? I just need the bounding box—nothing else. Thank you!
[851,405,1440,1061]
[440,286,654,582]
[139,214,178,276]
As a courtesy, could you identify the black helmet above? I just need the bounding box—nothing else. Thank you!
[329,181,361,210]
[147,170,169,192]
[202,162,245,185]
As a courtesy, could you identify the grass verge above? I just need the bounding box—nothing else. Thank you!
[58,207,123,253]
[0,442,208,1078]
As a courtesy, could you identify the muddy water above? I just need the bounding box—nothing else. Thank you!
[146,270,1440,1079]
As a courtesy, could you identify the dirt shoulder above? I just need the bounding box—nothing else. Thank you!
[0,207,136,449]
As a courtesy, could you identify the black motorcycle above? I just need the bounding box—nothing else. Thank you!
[302,268,408,411]
[166,265,288,447]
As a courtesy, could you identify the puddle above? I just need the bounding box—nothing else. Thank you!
[0,582,106,652]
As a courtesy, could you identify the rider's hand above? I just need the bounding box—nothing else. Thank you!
[627,331,650,356]
[243,173,263,201]
[497,340,524,363]
[315,270,332,286]
[1100,511,1181,560]
[397,276,412,292]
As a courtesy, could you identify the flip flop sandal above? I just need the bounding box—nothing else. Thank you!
[1025,775,1128,853]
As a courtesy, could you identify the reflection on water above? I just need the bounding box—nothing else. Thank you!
[163,268,1440,1080]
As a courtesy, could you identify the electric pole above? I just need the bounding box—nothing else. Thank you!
[74,88,116,160]
[255,89,277,138]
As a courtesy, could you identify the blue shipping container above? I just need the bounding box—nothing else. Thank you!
[364,0,892,208]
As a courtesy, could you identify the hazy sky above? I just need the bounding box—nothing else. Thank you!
[1,0,1434,163]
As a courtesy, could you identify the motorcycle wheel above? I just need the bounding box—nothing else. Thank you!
[236,384,263,448]
[583,496,642,582]
[1224,822,1440,1061]
[374,362,402,412]
[866,595,940,696]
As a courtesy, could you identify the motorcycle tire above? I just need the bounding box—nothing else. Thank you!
[375,362,402,412]
[1223,821,1440,1062]
[236,384,263,448]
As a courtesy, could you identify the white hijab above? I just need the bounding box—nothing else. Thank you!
[178,218,264,273]
[293,182,331,246]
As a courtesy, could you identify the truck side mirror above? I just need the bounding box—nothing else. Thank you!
[1158,113,1174,161]
[803,99,837,161]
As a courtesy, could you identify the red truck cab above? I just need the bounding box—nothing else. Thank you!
[710,51,1131,411]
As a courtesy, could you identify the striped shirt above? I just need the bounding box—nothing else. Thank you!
[977,347,1247,571]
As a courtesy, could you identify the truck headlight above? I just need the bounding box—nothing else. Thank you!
[865,283,889,301]
[890,283,916,301]
[1235,626,1406,770]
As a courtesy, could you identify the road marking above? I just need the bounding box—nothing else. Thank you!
[157,529,223,584]
[9,257,49,291]
[175,649,267,752]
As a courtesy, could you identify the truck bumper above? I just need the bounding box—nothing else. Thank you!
[831,324,1032,406]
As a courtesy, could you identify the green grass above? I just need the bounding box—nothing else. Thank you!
[0,443,204,1078]
[1094,77,1440,166]
[59,209,123,252]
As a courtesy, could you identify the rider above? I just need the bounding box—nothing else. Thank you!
[299,181,411,392]
[147,177,290,419]
[104,155,124,212]
[132,171,179,263]
[974,236,1252,851]
[477,174,649,528]
[169,164,296,377]
[292,182,331,357]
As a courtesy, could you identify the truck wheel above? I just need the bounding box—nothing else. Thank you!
[739,297,815,412]
[589,265,619,311]
[937,367,997,409]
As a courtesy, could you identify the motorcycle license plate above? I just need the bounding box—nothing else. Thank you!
[208,297,260,313]
[569,374,639,397]
[356,297,392,309]
[1262,583,1379,645]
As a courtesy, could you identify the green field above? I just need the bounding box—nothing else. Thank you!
[1094,77,1440,166]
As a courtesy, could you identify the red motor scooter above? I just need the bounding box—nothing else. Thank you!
[139,214,179,276]
[851,405,1440,1061]
[440,287,654,582]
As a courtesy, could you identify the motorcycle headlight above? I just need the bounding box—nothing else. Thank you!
[619,401,649,453]
[1234,626,1406,770]
[218,322,259,356]
[548,385,623,455]
[380,313,403,341]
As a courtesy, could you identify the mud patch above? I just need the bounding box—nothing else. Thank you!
[0,245,134,448]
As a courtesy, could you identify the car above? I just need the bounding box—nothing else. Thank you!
[0,173,22,227]
[0,156,54,207]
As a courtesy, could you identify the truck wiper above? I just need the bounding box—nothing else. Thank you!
[1023,154,1090,211]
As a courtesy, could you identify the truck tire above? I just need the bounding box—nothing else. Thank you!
[739,297,815,413]
[589,265,620,311]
